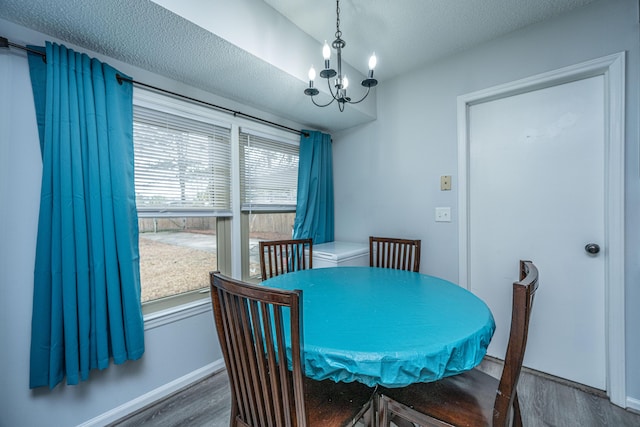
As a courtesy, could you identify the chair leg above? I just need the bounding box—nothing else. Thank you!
[378,394,417,427]
[391,415,416,427]
[512,392,523,427]
[378,394,390,427]
[360,402,373,427]
[353,392,378,427]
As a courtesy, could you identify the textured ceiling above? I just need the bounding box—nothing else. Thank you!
[265,0,598,81]
[0,0,597,132]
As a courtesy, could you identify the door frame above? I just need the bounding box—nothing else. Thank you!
[457,52,626,406]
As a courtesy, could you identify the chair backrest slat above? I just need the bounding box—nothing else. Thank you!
[244,299,263,425]
[247,301,268,425]
[259,239,313,280]
[274,305,295,427]
[223,292,253,423]
[210,272,306,427]
[369,236,421,272]
[493,260,539,426]
[218,292,244,421]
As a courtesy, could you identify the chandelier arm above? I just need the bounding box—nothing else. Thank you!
[311,96,336,108]
[345,86,372,105]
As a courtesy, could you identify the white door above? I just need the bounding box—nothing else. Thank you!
[467,76,606,390]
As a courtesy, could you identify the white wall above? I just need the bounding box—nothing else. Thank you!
[333,0,640,407]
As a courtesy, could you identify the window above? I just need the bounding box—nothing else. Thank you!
[137,216,217,303]
[240,129,299,280]
[133,91,232,305]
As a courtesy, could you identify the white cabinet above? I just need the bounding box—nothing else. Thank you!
[311,241,369,268]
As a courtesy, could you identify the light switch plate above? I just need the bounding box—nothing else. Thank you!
[435,207,451,222]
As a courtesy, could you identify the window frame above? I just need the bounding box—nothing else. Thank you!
[132,89,302,312]
[133,89,233,312]
[238,127,300,282]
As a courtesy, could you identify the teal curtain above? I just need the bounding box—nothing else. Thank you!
[292,130,334,244]
[27,42,144,389]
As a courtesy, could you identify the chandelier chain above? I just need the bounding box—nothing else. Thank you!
[335,0,342,41]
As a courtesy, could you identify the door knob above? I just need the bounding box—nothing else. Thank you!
[585,243,600,254]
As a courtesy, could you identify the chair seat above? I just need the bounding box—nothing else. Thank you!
[304,377,374,426]
[379,368,500,427]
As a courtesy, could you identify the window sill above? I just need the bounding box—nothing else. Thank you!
[143,290,211,331]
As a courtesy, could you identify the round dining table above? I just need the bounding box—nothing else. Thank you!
[261,266,496,388]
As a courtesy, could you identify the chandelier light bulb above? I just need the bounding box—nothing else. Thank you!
[304,65,320,96]
[368,53,377,70]
[343,75,349,89]
[322,41,331,60]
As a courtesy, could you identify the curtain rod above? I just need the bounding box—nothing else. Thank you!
[1,36,309,138]
[0,36,47,59]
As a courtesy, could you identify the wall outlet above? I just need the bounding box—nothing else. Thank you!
[435,207,451,222]
[440,175,452,191]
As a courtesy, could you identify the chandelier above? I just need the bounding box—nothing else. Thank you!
[303,0,378,112]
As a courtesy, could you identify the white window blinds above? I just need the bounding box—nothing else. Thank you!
[133,105,232,215]
[240,131,299,212]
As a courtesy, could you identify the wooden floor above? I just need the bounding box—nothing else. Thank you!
[110,359,640,427]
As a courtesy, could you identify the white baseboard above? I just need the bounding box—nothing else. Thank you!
[627,396,640,413]
[78,359,226,427]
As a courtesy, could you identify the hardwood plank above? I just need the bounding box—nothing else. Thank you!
[108,371,231,427]
[111,359,640,427]
[478,358,640,427]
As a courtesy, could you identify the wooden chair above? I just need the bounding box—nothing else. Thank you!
[259,238,313,281]
[377,260,539,427]
[369,236,421,272]
[210,272,374,427]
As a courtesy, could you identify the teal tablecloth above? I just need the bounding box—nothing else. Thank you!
[262,266,496,388]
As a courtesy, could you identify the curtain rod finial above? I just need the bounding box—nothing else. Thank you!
[0,37,9,48]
